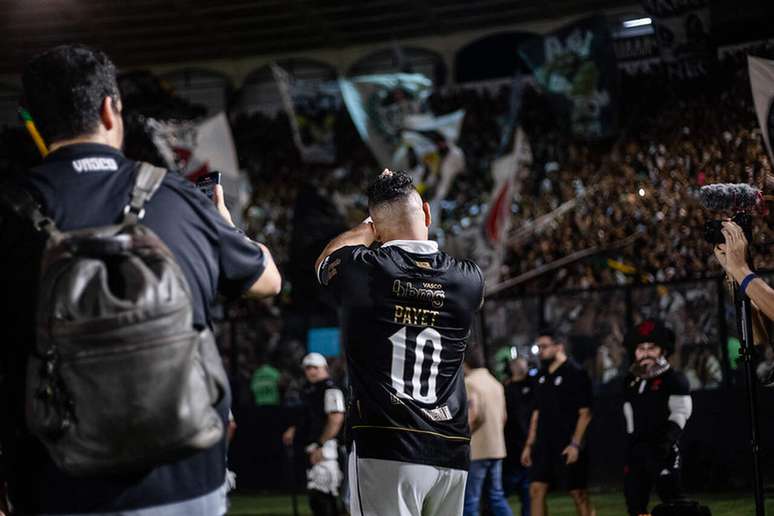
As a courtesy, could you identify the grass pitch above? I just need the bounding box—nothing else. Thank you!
[228,491,773,515]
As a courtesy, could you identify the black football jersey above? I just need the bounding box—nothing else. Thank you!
[533,359,592,451]
[318,240,484,470]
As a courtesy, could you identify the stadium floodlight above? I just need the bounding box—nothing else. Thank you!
[622,17,652,28]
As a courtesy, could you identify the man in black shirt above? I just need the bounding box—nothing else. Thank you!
[0,45,281,515]
[503,356,533,516]
[521,329,593,516]
[622,319,692,516]
[282,353,346,516]
[315,170,484,516]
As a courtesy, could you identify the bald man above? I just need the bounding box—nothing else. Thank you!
[315,170,485,516]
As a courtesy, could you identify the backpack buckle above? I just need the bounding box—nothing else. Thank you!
[123,205,146,220]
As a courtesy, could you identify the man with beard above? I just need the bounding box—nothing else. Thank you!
[622,319,693,516]
[521,329,593,516]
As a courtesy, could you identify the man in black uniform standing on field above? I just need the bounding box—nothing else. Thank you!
[315,170,484,516]
[282,352,345,516]
[521,328,593,516]
[622,319,692,516]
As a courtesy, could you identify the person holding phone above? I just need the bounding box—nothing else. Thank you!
[0,44,281,516]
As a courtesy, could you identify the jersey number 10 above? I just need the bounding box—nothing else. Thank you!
[389,327,442,404]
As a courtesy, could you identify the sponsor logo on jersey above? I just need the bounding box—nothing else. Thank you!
[421,405,453,422]
[392,279,445,308]
[72,157,118,173]
[415,260,432,269]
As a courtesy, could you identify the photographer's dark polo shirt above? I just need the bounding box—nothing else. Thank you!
[0,143,266,515]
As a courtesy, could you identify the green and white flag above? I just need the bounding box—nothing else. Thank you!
[339,73,432,167]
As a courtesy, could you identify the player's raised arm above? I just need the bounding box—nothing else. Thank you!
[314,219,376,280]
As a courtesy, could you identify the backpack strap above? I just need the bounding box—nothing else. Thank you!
[0,184,60,239]
[122,162,167,225]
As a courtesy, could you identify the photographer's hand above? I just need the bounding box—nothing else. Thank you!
[715,221,752,283]
[212,184,234,227]
[716,221,774,322]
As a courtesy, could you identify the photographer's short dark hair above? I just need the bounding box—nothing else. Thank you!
[366,171,416,210]
[22,45,120,143]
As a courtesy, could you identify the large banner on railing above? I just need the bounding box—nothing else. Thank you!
[271,64,339,164]
[641,0,713,78]
[519,15,620,140]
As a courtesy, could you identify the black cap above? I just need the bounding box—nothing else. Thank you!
[624,319,675,357]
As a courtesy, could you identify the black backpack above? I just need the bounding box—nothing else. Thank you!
[3,163,228,476]
[652,500,712,516]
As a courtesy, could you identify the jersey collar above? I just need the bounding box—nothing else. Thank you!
[43,142,124,163]
[381,240,439,254]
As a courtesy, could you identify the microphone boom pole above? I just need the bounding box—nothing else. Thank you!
[733,273,766,515]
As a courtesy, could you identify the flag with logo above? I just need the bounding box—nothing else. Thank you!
[749,56,774,164]
[339,73,432,167]
[271,63,339,163]
[146,112,250,223]
[641,0,712,78]
[519,15,620,140]
[394,110,466,222]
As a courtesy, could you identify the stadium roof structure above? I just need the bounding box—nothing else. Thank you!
[0,0,628,72]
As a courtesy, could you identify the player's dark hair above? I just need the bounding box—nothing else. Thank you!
[22,44,120,143]
[366,171,416,209]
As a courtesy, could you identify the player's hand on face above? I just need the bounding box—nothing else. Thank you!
[309,446,324,465]
[520,446,532,467]
[562,445,579,464]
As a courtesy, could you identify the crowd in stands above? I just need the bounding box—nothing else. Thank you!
[2,42,774,401]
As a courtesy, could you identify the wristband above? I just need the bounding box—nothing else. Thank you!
[569,440,581,450]
[740,272,758,297]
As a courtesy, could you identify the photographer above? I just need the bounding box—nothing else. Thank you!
[714,220,774,321]
[0,45,281,515]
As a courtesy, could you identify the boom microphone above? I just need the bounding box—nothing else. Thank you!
[699,183,762,212]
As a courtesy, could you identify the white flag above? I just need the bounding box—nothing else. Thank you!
[146,112,249,223]
[339,73,432,167]
[749,56,774,163]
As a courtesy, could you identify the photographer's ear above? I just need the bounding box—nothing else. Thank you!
[100,96,120,131]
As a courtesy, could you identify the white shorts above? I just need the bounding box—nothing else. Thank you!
[348,443,467,516]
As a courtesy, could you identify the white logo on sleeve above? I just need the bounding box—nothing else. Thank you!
[72,157,118,173]
[554,376,563,386]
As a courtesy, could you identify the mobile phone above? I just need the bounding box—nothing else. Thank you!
[196,171,221,200]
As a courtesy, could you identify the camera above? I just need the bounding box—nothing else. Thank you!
[704,212,752,245]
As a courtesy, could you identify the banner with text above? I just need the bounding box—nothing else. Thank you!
[641,0,713,78]
[520,15,620,140]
